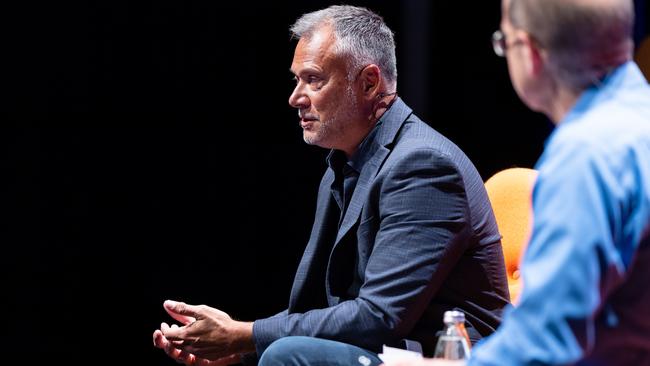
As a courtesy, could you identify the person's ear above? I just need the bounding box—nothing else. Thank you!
[520,31,545,78]
[358,64,382,98]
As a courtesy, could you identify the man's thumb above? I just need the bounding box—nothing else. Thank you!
[163,300,199,324]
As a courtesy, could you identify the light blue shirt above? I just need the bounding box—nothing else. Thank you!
[470,62,650,365]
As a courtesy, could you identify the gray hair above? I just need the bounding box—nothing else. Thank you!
[290,5,397,86]
[509,0,634,91]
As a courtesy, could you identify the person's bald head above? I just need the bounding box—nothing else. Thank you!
[506,0,634,91]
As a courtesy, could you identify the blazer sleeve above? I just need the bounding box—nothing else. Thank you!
[253,147,472,355]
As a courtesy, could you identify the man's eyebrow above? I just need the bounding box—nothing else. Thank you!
[290,67,322,77]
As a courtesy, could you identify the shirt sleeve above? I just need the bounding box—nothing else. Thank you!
[470,140,630,365]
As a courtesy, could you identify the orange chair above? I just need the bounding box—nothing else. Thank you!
[635,36,650,81]
[484,168,538,304]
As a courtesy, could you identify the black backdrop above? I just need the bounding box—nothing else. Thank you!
[3,1,647,365]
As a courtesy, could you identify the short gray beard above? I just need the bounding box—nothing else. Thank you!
[304,83,357,147]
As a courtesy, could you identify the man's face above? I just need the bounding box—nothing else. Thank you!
[501,0,527,101]
[501,0,549,114]
[289,26,361,151]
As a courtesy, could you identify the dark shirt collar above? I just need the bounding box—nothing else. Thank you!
[326,108,390,174]
[348,118,384,172]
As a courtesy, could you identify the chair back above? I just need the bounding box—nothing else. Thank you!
[636,36,650,81]
[485,168,538,303]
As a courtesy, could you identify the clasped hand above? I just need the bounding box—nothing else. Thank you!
[153,300,253,366]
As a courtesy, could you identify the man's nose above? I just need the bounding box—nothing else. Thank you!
[289,86,310,109]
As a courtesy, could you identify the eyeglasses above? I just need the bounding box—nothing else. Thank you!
[491,30,508,57]
[492,29,531,57]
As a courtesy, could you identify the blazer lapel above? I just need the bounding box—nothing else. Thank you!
[333,97,413,246]
[334,146,388,244]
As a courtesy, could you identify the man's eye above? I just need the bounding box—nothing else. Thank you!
[307,76,320,84]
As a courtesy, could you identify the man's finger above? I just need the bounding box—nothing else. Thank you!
[162,325,186,341]
[164,300,200,324]
[155,330,197,365]
[153,330,165,348]
[163,322,201,342]
[200,354,242,366]
[165,322,190,344]
[162,322,185,342]
[175,349,193,364]
[167,348,196,366]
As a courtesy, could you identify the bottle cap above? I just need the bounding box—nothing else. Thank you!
[444,310,465,324]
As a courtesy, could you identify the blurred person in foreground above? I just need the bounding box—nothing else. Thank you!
[152,5,509,366]
[385,0,650,365]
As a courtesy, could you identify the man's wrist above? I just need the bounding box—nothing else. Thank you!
[233,321,256,354]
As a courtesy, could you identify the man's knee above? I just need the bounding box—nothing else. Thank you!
[258,336,381,366]
[258,336,317,366]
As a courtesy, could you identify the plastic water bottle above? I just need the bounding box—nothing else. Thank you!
[433,310,471,361]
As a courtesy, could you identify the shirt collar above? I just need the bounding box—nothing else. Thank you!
[561,61,647,127]
[326,108,390,174]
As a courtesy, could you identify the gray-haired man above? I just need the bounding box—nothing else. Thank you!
[153,5,509,366]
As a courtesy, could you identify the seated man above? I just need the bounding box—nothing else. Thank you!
[386,0,650,365]
[153,5,509,366]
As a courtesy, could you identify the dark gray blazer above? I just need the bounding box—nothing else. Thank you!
[253,98,509,356]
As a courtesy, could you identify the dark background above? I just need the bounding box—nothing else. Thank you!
[3,0,647,364]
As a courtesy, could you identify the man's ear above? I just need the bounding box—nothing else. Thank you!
[358,64,382,98]
[521,31,545,78]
